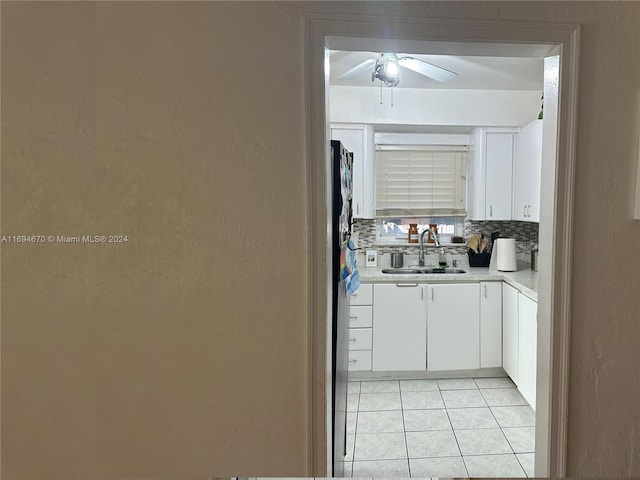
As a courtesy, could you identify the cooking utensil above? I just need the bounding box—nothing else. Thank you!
[480,237,489,253]
[467,235,480,253]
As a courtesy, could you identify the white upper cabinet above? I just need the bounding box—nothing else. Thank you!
[330,124,375,219]
[513,119,543,222]
[467,128,517,220]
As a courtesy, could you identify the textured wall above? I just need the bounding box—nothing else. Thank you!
[2,2,307,477]
[1,1,639,478]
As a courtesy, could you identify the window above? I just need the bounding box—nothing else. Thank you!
[378,216,464,243]
[375,145,467,217]
[381,217,457,235]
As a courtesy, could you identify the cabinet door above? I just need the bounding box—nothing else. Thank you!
[502,283,519,383]
[514,120,543,222]
[518,294,538,409]
[373,284,427,371]
[349,306,373,328]
[331,125,374,219]
[427,283,480,371]
[526,120,543,222]
[350,283,373,306]
[348,328,372,351]
[485,133,514,220]
[348,350,372,371]
[467,128,486,220]
[480,282,502,368]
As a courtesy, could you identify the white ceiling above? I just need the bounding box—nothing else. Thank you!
[327,36,549,91]
[330,50,544,90]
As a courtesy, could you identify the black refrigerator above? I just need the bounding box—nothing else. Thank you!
[330,140,358,476]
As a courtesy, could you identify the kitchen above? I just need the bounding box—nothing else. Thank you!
[328,38,553,478]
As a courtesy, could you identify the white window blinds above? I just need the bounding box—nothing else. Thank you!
[375,146,467,217]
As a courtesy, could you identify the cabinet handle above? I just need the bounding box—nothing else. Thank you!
[356,203,360,215]
[396,283,418,287]
[421,287,424,300]
[523,205,527,217]
[349,315,358,319]
[348,359,357,364]
[349,338,357,342]
[527,205,531,217]
[483,284,488,298]
[489,205,493,217]
[431,289,435,301]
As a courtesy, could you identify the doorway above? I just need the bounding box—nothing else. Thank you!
[305,14,580,478]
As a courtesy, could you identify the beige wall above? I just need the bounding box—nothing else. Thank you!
[1,1,638,478]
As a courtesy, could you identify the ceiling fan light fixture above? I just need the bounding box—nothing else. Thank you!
[372,54,400,87]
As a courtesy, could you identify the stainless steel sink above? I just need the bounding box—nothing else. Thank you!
[381,267,467,274]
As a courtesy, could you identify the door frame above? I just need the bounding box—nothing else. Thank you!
[304,13,580,476]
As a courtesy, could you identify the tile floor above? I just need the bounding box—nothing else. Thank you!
[343,377,535,477]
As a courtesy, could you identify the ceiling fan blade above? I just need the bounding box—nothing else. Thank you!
[398,57,458,83]
[337,58,377,80]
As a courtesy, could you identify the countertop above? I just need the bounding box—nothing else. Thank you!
[358,260,538,301]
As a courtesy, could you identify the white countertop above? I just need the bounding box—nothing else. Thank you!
[358,260,538,301]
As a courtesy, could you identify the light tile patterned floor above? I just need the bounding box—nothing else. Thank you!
[343,377,535,477]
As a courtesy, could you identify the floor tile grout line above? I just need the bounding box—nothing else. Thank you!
[352,384,360,468]
[398,382,412,477]
[484,393,517,457]
[482,388,537,461]
[514,451,531,478]
[445,402,469,477]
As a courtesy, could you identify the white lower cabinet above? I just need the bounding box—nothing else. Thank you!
[350,283,373,306]
[480,282,503,368]
[502,283,520,383]
[348,350,372,371]
[360,280,534,395]
[348,328,372,351]
[502,283,538,409]
[518,294,538,409]
[349,305,372,328]
[427,283,480,371]
[372,283,427,371]
[348,284,373,372]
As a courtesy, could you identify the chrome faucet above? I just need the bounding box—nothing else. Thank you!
[418,225,447,267]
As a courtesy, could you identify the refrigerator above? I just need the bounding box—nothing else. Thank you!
[330,140,359,476]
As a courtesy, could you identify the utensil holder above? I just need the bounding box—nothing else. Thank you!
[390,252,404,268]
[467,249,491,267]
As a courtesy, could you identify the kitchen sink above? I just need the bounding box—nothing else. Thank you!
[381,267,467,274]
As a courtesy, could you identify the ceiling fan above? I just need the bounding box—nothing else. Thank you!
[338,52,458,86]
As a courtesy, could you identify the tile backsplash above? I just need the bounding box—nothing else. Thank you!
[353,218,538,257]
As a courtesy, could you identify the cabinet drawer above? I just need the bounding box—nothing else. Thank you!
[348,328,372,350]
[348,350,372,371]
[349,306,373,328]
[350,283,373,305]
